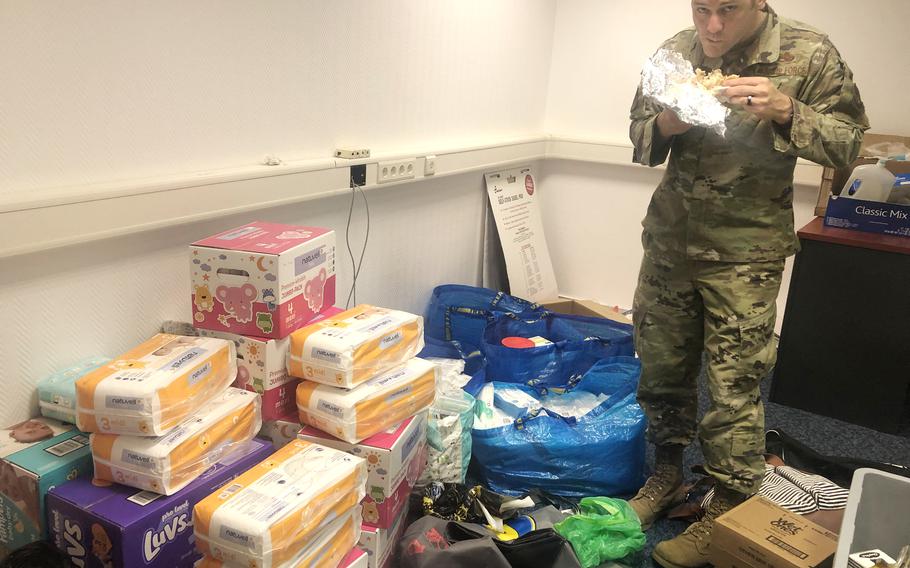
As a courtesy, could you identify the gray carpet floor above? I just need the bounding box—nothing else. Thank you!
[622,366,910,568]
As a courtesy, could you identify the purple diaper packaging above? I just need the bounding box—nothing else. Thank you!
[46,438,272,568]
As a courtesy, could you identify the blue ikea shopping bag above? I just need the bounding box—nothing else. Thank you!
[482,312,634,389]
[425,285,545,352]
[471,357,646,498]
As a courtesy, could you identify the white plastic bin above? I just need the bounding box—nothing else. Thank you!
[834,468,910,567]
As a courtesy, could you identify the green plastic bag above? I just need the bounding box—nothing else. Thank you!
[554,497,646,568]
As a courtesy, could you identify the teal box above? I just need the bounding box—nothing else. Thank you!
[37,356,110,424]
[0,418,93,558]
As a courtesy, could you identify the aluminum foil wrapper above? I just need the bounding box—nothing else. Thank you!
[641,49,728,136]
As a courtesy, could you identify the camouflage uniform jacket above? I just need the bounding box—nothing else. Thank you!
[630,5,869,262]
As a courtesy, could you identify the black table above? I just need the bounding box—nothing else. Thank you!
[771,217,910,433]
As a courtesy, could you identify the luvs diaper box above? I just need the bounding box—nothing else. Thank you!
[91,388,262,495]
[190,222,336,339]
[296,358,436,444]
[297,412,428,505]
[288,305,424,389]
[193,439,367,568]
[76,334,237,437]
[46,438,272,568]
[196,506,361,568]
[0,418,93,558]
[197,307,343,421]
[37,357,111,424]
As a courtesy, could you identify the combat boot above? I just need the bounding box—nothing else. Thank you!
[651,486,749,568]
[627,445,684,530]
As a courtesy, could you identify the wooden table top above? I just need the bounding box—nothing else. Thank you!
[798,217,910,256]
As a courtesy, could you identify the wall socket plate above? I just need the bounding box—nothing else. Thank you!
[335,148,371,159]
[424,155,437,176]
[377,159,416,184]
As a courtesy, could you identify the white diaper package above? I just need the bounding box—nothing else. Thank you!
[296,358,437,443]
[288,305,424,388]
[196,506,361,568]
[76,334,237,436]
[193,439,367,568]
[91,388,262,495]
[37,356,111,424]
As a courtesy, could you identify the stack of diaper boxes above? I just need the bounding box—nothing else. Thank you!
[290,304,436,568]
[191,221,337,422]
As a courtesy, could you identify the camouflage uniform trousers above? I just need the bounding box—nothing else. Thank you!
[633,249,783,495]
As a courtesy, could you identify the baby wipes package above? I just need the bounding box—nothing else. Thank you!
[37,357,111,424]
[193,439,367,568]
[196,505,361,568]
[91,388,262,495]
[76,334,237,436]
[288,305,424,388]
[0,418,93,557]
[296,358,437,444]
[46,438,272,568]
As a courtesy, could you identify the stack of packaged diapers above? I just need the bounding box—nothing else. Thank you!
[289,304,436,568]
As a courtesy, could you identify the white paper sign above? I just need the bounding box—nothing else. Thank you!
[484,166,558,302]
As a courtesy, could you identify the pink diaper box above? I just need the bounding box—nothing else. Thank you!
[340,547,369,568]
[362,443,426,529]
[257,411,301,449]
[199,307,343,420]
[297,412,427,503]
[190,222,336,339]
[358,500,410,568]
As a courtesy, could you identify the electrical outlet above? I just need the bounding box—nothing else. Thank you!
[335,148,371,159]
[424,155,437,176]
[377,159,416,184]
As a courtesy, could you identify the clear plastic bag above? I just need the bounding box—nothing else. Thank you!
[421,390,475,484]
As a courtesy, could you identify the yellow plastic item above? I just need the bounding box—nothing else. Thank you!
[193,439,367,568]
[296,357,437,443]
[287,305,424,388]
[76,334,236,436]
[91,388,262,495]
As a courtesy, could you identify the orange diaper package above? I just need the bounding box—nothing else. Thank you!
[287,305,424,388]
[76,334,237,436]
[91,387,262,495]
[193,439,367,568]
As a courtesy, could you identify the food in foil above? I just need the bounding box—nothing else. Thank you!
[641,49,735,136]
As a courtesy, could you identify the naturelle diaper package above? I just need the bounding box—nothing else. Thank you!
[198,307,343,421]
[76,334,237,436]
[91,388,262,495]
[37,356,111,424]
[297,412,428,502]
[287,305,424,389]
[46,438,272,568]
[296,358,436,444]
[190,222,337,339]
[196,505,361,568]
[193,439,367,568]
[0,418,93,557]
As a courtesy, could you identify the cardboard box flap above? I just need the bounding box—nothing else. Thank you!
[192,222,331,254]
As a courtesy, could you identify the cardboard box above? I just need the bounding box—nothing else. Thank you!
[340,547,369,568]
[711,496,838,568]
[362,442,426,529]
[823,192,910,237]
[358,499,410,568]
[298,412,427,502]
[199,306,344,420]
[46,438,272,568]
[258,411,301,449]
[541,297,632,325]
[815,133,910,216]
[0,418,94,556]
[190,222,336,339]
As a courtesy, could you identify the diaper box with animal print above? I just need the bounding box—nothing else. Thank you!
[297,412,427,503]
[190,222,336,339]
[0,417,93,558]
[46,437,272,568]
[198,307,343,421]
[360,442,426,529]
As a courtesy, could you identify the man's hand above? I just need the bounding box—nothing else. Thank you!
[656,108,693,138]
[722,77,793,125]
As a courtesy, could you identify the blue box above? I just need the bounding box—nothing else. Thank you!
[824,195,910,237]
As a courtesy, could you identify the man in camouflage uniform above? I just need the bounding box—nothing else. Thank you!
[627,1,868,566]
